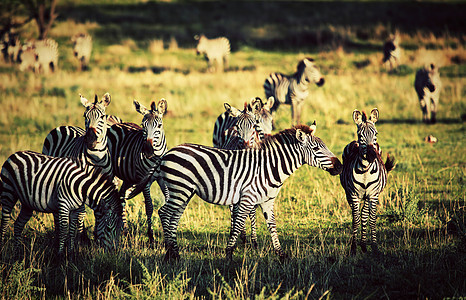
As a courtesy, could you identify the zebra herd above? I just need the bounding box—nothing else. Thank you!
[0,90,395,260]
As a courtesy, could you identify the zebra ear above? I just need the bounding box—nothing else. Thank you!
[353,110,363,125]
[265,96,275,111]
[101,93,111,107]
[310,120,316,136]
[370,108,379,123]
[250,98,262,115]
[134,100,149,115]
[225,103,241,117]
[80,94,91,107]
[94,94,99,105]
[157,98,167,115]
[296,129,307,143]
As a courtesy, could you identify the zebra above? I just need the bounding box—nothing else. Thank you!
[195,34,230,72]
[156,123,343,260]
[42,93,113,241]
[213,96,275,246]
[1,31,21,63]
[213,97,274,150]
[71,33,92,71]
[382,33,401,72]
[0,151,122,256]
[414,63,442,124]
[264,58,325,126]
[107,99,167,244]
[340,109,395,255]
[19,39,58,74]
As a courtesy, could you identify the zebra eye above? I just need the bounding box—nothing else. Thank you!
[313,146,319,151]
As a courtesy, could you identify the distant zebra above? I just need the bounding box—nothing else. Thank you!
[72,33,92,71]
[195,34,230,72]
[264,58,325,125]
[0,151,122,256]
[19,39,58,74]
[107,99,167,244]
[340,109,395,255]
[382,33,401,72]
[42,93,113,240]
[1,31,21,63]
[414,63,442,124]
[213,96,275,247]
[156,124,342,260]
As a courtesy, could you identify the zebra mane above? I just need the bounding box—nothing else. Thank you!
[68,156,114,186]
[258,124,315,150]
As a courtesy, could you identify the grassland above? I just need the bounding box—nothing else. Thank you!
[0,1,465,299]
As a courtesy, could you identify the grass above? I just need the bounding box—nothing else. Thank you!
[0,1,465,299]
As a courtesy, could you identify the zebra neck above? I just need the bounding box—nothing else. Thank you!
[262,141,303,183]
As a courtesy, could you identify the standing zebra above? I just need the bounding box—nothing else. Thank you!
[340,109,395,255]
[264,58,325,126]
[72,33,92,71]
[414,63,442,124]
[156,124,342,260]
[382,33,401,72]
[195,34,230,72]
[19,39,58,74]
[42,93,113,240]
[107,99,167,244]
[213,96,275,247]
[213,97,274,150]
[0,151,122,256]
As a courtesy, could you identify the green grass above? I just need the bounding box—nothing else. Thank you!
[0,1,465,299]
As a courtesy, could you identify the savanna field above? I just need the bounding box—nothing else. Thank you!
[0,1,465,299]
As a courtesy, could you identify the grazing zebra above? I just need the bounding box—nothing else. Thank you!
[0,151,122,256]
[414,63,442,124]
[195,34,230,72]
[340,109,395,255]
[213,97,274,150]
[19,39,58,74]
[382,33,401,72]
[264,58,325,125]
[156,124,342,260]
[72,33,92,71]
[1,31,21,63]
[107,99,167,243]
[42,93,113,240]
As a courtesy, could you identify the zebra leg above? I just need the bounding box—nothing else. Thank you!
[142,183,155,244]
[13,207,33,257]
[57,208,71,256]
[250,206,258,249]
[230,204,247,244]
[368,197,380,254]
[419,96,429,124]
[69,207,84,255]
[430,97,437,124]
[291,99,304,125]
[0,203,15,250]
[226,201,253,260]
[260,200,286,258]
[360,199,370,253]
[348,197,361,255]
[119,182,132,233]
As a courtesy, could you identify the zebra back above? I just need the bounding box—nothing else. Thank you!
[72,33,92,70]
[34,38,59,73]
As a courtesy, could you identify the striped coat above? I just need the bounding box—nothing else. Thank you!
[156,124,342,260]
[264,58,325,125]
[72,33,92,71]
[340,109,395,255]
[195,34,230,72]
[414,63,442,124]
[0,151,122,256]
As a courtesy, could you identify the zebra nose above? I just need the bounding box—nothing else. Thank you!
[316,78,325,86]
[328,157,342,176]
[85,128,98,149]
[143,139,154,158]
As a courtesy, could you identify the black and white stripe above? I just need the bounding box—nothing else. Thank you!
[107,99,167,244]
[340,109,395,255]
[414,63,442,124]
[195,34,230,72]
[0,151,122,255]
[157,124,342,260]
[42,93,113,240]
[264,58,325,125]
[19,38,58,74]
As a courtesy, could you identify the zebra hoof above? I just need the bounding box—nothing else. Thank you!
[225,248,234,261]
[164,249,180,262]
[360,243,368,253]
[278,251,288,262]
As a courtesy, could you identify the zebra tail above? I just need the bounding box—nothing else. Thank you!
[385,153,396,172]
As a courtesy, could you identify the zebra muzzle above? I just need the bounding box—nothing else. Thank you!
[143,139,155,158]
[85,129,98,149]
[328,157,343,176]
[316,78,325,87]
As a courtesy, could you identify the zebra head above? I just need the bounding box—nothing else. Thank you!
[81,93,111,150]
[94,189,123,251]
[425,63,437,93]
[353,109,379,162]
[224,100,260,149]
[250,96,274,137]
[194,34,207,55]
[298,58,325,87]
[296,123,342,175]
[134,98,167,158]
